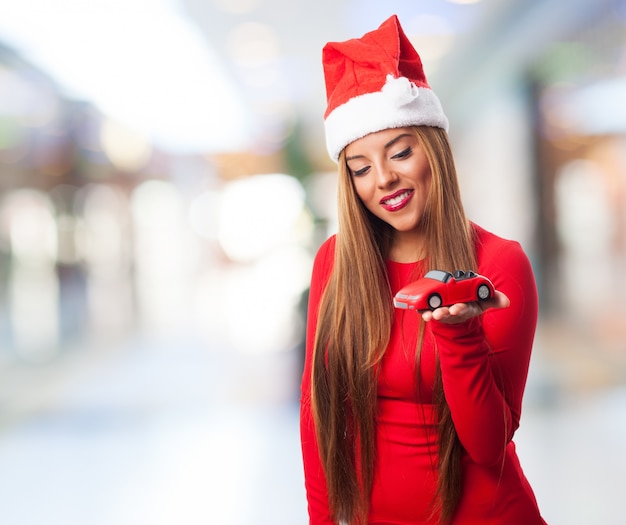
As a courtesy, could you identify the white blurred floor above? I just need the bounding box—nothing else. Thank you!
[0,334,308,525]
[0,323,624,525]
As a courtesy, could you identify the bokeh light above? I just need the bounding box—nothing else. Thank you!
[217,173,312,263]
[100,119,152,173]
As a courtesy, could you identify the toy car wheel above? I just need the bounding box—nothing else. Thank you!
[427,293,442,310]
[477,284,491,301]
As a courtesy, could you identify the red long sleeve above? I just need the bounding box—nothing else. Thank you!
[430,231,538,466]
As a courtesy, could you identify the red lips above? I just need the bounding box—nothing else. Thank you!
[380,189,414,211]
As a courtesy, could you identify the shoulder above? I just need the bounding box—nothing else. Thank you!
[471,223,528,266]
[471,222,536,291]
[471,223,537,306]
[313,234,336,267]
[311,234,336,286]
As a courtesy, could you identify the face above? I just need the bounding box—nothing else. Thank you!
[344,127,432,239]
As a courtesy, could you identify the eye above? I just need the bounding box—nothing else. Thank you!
[351,165,370,177]
[391,147,411,160]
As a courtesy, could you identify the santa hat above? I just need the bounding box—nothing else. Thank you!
[322,14,448,161]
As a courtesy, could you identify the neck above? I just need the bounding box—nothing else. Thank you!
[389,230,426,263]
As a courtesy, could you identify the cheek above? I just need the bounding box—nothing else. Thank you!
[418,164,432,186]
[352,178,373,202]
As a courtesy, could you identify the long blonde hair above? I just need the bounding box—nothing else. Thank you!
[311,126,476,524]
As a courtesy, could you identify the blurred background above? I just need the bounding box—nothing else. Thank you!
[0,0,625,523]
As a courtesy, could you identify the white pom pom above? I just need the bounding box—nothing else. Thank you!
[382,75,419,107]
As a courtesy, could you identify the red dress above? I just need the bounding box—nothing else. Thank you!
[300,224,547,524]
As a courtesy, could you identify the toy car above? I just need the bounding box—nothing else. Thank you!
[393,269,495,311]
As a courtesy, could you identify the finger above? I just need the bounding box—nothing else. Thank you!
[447,302,472,317]
[495,290,511,308]
[479,290,510,312]
[431,306,451,321]
[420,309,434,322]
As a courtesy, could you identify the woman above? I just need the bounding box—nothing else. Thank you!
[299,15,547,525]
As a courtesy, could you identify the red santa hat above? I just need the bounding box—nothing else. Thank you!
[322,14,449,161]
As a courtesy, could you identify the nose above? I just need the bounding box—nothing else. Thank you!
[376,162,399,189]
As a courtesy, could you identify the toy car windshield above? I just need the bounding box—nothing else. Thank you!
[424,270,453,283]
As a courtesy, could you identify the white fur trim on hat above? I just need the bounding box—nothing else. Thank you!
[324,75,449,162]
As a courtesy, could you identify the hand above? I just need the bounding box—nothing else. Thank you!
[420,290,510,324]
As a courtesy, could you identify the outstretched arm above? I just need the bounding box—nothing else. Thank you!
[424,240,538,466]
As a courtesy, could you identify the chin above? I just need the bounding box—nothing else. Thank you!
[390,222,422,233]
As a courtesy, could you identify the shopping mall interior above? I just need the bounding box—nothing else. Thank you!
[0,0,625,523]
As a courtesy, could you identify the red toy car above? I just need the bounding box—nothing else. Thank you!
[393,269,495,311]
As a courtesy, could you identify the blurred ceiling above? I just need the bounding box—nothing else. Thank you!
[181,0,618,153]
[0,0,619,156]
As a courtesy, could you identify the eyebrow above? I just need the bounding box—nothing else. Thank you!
[345,133,413,162]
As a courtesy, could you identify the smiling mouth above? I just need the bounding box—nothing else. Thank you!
[381,189,414,209]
